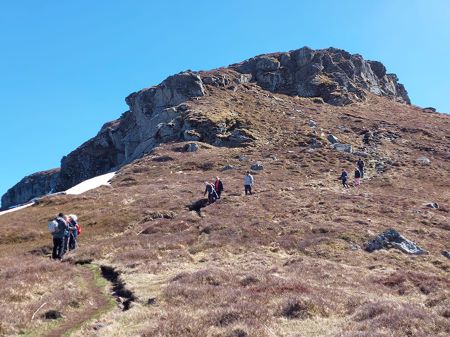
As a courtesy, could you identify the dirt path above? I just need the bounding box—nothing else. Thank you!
[44,266,111,337]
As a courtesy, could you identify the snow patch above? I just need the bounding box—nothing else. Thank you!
[65,172,116,195]
[0,172,116,217]
[0,202,34,216]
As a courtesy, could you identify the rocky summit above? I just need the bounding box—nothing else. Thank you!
[1,47,412,209]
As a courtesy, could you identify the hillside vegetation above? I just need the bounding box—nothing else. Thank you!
[0,47,449,337]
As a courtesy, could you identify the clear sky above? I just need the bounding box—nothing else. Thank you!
[1,0,449,202]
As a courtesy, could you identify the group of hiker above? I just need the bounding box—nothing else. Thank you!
[339,158,365,188]
[203,171,254,205]
[48,213,81,260]
[205,159,364,204]
[47,159,364,256]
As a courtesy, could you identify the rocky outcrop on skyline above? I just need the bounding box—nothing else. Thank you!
[1,169,60,209]
[3,47,412,204]
[231,47,410,105]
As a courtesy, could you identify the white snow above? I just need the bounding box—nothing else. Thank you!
[0,202,34,216]
[65,172,116,195]
[0,172,116,217]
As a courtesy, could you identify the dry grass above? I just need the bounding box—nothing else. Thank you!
[0,88,449,336]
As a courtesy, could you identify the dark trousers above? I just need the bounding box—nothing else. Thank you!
[342,178,349,188]
[358,167,364,178]
[245,185,252,195]
[69,232,77,250]
[217,190,222,199]
[63,235,69,254]
[52,237,64,259]
[208,193,216,204]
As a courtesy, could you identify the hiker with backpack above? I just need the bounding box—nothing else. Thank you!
[62,215,71,254]
[357,158,365,178]
[204,182,218,204]
[244,171,254,195]
[49,213,69,260]
[339,169,350,188]
[214,176,224,199]
[67,214,80,250]
[354,167,362,187]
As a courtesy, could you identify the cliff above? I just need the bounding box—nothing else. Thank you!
[1,169,60,209]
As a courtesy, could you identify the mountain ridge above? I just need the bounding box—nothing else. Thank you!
[0,46,416,209]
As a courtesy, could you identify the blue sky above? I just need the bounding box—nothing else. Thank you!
[0,0,449,202]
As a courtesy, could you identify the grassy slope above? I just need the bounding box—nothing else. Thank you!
[0,84,449,337]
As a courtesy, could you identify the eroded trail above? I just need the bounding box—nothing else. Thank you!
[44,266,111,337]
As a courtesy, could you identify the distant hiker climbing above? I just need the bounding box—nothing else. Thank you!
[339,169,350,188]
[214,176,224,199]
[62,215,70,254]
[354,167,362,187]
[244,171,254,195]
[204,182,218,204]
[357,158,365,178]
[67,214,80,251]
[48,213,69,260]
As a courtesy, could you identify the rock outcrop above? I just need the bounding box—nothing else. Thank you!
[1,169,60,209]
[366,229,427,255]
[57,70,255,190]
[231,47,410,106]
[3,46,412,202]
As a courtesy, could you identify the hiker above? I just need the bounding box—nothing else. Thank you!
[339,169,350,188]
[62,215,71,254]
[204,182,218,204]
[354,167,362,187]
[50,213,68,260]
[244,171,254,195]
[67,214,79,250]
[357,158,365,178]
[214,176,224,199]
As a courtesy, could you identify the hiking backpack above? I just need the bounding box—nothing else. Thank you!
[47,219,59,233]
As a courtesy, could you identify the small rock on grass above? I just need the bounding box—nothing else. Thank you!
[327,134,339,144]
[333,143,353,153]
[221,164,235,171]
[442,251,450,260]
[417,156,430,165]
[183,143,199,152]
[251,161,263,170]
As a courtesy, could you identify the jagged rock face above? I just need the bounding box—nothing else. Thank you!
[231,47,410,106]
[56,71,255,190]
[5,46,412,199]
[1,169,60,209]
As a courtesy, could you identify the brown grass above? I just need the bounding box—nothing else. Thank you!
[0,89,449,336]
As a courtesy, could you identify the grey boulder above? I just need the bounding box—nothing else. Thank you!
[183,143,199,152]
[442,251,450,260]
[332,143,353,153]
[417,156,431,165]
[327,134,339,144]
[251,161,264,171]
[366,229,427,255]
